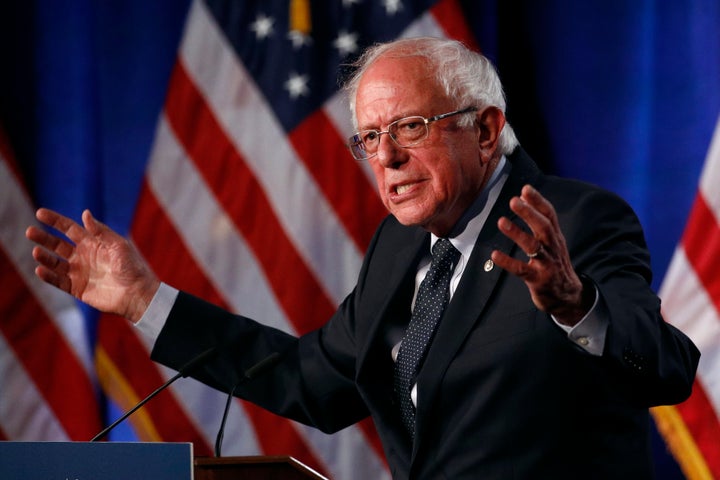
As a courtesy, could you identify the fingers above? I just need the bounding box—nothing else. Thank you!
[498,216,542,260]
[491,248,536,281]
[26,225,76,259]
[509,187,555,245]
[31,245,72,293]
[35,208,89,244]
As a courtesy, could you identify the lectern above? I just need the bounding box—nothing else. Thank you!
[194,455,329,479]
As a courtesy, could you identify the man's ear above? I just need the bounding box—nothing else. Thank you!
[476,107,506,159]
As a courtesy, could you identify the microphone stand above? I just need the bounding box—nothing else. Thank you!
[91,347,217,442]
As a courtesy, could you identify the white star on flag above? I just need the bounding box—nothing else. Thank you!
[333,30,359,57]
[288,30,312,49]
[250,14,275,39]
[383,0,404,15]
[284,72,310,99]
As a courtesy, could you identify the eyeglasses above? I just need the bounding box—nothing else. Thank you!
[347,106,477,161]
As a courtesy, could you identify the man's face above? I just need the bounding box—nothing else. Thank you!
[355,56,489,237]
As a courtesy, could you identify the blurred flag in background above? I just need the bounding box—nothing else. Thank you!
[654,116,720,479]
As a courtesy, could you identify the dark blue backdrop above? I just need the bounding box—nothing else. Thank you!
[2,1,719,477]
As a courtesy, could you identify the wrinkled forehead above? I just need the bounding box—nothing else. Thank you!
[354,56,448,123]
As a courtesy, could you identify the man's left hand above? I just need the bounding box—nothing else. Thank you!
[491,185,594,326]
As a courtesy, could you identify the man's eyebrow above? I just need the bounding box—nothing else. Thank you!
[357,112,421,131]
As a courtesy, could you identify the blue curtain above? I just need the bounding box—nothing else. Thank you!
[2,1,719,477]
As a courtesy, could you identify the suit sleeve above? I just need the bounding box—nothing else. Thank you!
[549,180,700,407]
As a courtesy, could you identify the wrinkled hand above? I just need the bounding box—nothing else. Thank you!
[26,208,159,323]
[491,185,594,326]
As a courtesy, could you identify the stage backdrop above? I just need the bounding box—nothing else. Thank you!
[1,1,718,478]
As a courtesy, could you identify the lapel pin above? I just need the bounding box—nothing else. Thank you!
[483,259,494,272]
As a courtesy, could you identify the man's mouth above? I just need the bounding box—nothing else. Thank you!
[393,179,425,196]
[396,183,415,195]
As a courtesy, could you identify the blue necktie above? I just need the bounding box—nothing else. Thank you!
[394,238,460,439]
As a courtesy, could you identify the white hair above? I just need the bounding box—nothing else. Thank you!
[344,37,519,155]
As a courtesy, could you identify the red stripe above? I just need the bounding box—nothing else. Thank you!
[0,248,101,440]
[289,109,387,252]
[122,181,328,473]
[676,380,720,476]
[357,417,387,466]
[681,192,720,314]
[431,0,481,52]
[164,60,335,334]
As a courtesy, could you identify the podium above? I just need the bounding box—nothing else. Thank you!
[0,442,328,480]
[194,455,328,479]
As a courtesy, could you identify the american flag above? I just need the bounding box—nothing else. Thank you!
[653,115,720,479]
[92,0,476,477]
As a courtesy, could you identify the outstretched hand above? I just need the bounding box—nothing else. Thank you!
[26,208,159,323]
[491,185,594,326]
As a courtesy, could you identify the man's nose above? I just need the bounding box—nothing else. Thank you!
[375,133,407,168]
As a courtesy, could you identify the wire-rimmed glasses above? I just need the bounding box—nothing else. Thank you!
[347,106,477,161]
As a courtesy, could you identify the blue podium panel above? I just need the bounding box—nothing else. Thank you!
[0,441,193,480]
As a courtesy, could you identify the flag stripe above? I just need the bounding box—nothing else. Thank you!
[0,322,67,440]
[288,108,388,252]
[683,193,720,315]
[164,59,336,333]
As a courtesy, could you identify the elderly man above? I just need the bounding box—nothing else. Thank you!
[28,37,698,479]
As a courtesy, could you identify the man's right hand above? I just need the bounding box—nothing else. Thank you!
[26,208,160,323]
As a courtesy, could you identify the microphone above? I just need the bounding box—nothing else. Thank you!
[90,346,218,442]
[214,352,282,457]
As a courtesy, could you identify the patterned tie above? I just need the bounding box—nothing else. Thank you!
[394,238,460,439]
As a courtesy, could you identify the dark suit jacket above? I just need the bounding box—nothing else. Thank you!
[152,147,699,479]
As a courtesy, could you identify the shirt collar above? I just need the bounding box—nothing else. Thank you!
[430,155,511,260]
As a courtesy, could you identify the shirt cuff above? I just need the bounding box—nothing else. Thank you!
[135,282,179,342]
[551,283,608,356]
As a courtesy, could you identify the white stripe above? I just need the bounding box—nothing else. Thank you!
[402,8,449,38]
[179,0,362,305]
[0,157,95,379]
[659,247,720,415]
[0,334,68,440]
